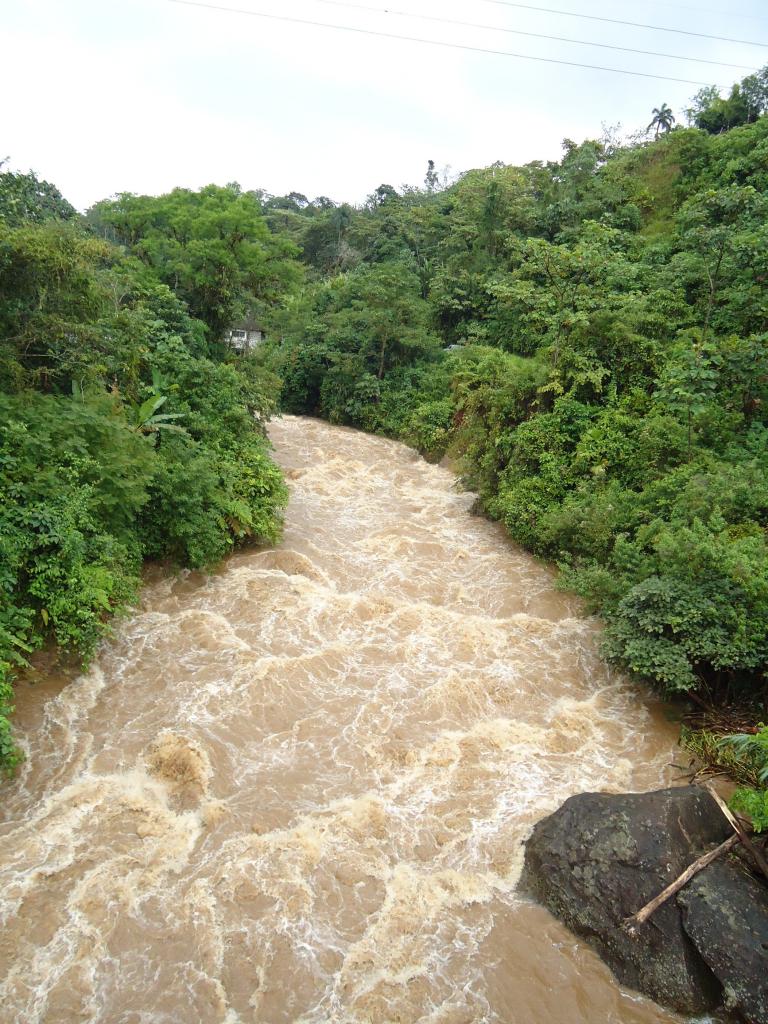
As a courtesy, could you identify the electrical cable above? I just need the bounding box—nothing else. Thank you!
[473,0,768,49]
[165,0,721,86]
[308,0,759,71]
[645,0,765,23]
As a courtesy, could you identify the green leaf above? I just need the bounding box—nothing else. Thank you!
[137,395,167,423]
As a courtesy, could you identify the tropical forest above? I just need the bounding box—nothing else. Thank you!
[2,60,768,1024]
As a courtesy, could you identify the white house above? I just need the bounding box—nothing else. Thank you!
[224,316,266,353]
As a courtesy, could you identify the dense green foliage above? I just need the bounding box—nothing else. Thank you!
[260,84,768,724]
[5,73,768,802]
[687,67,768,135]
[88,185,299,340]
[0,175,291,774]
[719,726,768,832]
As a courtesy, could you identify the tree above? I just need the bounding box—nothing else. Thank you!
[674,185,768,341]
[88,185,300,342]
[655,338,721,454]
[323,263,439,381]
[685,85,720,126]
[368,183,399,208]
[740,67,768,122]
[0,220,112,391]
[647,104,676,139]
[0,167,77,226]
[686,66,768,134]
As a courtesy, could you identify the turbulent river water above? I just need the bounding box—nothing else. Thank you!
[1,416,691,1024]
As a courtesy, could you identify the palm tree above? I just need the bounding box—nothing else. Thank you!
[647,104,676,139]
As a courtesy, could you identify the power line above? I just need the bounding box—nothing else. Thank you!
[474,0,768,49]
[166,0,718,86]
[647,0,766,23]
[309,0,759,71]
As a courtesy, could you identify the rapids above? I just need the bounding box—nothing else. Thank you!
[0,416,690,1024]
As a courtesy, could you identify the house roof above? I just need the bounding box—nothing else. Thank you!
[229,315,265,332]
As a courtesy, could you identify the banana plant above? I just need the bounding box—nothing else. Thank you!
[129,393,187,438]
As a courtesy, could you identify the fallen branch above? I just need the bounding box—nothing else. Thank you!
[622,833,739,933]
[707,784,768,885]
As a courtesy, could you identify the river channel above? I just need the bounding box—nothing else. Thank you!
[1,416,688,1023]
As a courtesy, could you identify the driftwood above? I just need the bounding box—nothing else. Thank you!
[707,784,768,885]
[623,784,768,932]
[622,834,740,933]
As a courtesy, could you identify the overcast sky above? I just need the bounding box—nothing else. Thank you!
[3,0,767,210]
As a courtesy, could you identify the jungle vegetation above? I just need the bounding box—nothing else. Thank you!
[257,72,768,817]
[3,69,768,815]
[0,173,294,773]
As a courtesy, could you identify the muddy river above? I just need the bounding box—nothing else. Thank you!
[0,416,688,1023]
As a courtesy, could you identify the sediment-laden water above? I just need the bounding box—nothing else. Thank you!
[1,416,687,1023]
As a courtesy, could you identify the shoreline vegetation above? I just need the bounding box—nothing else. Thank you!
[0,177,292,774]
[2,68,768,832]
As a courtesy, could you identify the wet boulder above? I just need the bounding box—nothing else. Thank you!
[678,859,768,1024]
[520,786,729,1015]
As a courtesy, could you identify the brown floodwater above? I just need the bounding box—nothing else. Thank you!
[1,416,694,1024]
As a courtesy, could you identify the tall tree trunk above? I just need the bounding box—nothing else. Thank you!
[702,241,726,344]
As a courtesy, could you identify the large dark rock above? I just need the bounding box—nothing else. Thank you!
[520,786,730,1014]
[679,859,768,1024]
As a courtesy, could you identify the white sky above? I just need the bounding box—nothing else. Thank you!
[2,0,767,209]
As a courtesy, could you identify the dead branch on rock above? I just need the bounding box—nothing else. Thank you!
[707,784,768,885]
[622,834,739,933]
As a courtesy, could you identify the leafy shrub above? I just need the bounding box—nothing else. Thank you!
[731,787,768,832]
[402,398,454,458]
[718,726,768,832]
[0,392,155,639]
[719,725,768,784]
[140,433,285,567]
[0,675,21,777]
[0,391,157,770]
